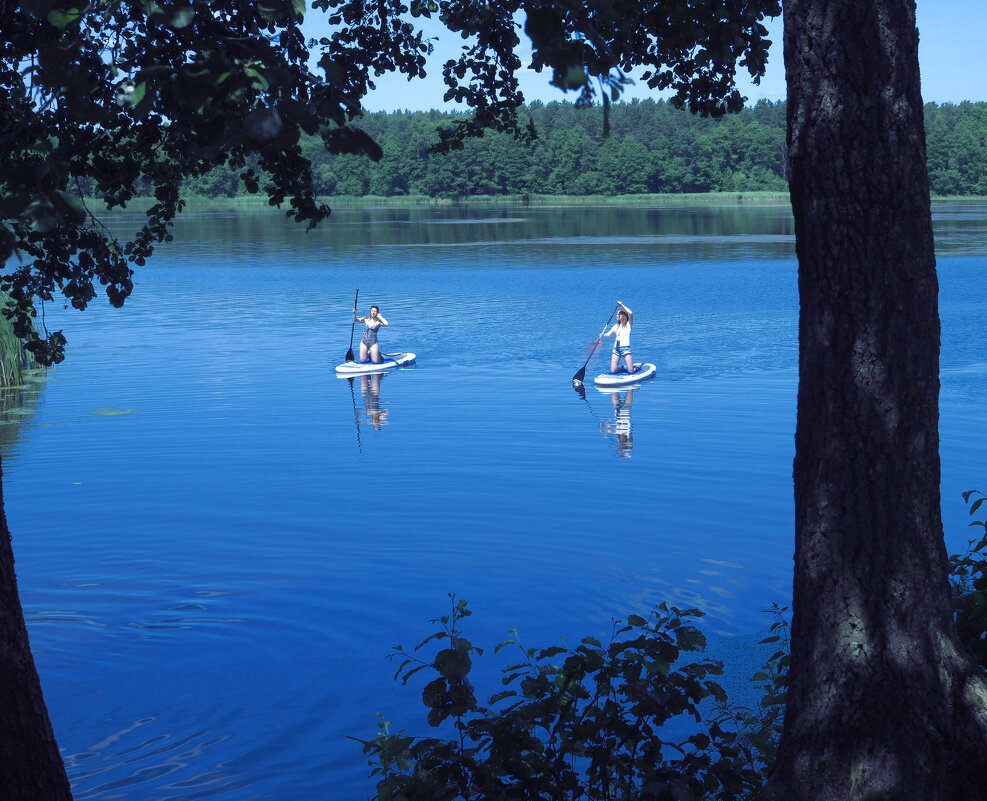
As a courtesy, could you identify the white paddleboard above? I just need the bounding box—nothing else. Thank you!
[335,352,416,375]
[593,362,656,387]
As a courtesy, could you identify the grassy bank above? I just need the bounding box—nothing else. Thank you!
[97,191,793,213]
[92,191,987,213]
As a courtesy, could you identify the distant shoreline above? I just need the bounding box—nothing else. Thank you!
[92,192,987,213]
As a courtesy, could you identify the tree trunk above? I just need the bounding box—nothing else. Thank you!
[763,2,987,799]
[0,457,73,801]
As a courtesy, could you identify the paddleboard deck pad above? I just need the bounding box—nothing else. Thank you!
[335,353,416,375]
[593,362,656,386]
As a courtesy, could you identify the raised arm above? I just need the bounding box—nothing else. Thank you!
[617,301,633,324]
[377,314,389,327]
[353,309,365,323]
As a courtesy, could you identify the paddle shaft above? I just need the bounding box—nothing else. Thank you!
[573,305,619,384]
[345,288,360,361]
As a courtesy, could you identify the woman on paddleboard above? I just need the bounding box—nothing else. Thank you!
[353,305,388,363]
[601,300,634,375]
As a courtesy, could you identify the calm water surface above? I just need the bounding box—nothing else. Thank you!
[3,201,987,800]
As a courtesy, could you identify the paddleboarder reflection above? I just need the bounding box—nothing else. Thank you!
[360,373,389,430]
[600,388,634,458]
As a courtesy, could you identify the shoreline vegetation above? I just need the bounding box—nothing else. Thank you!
[0,300,32,388]
[95,191,987,214]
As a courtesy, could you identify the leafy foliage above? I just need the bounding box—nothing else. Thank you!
[951,491,987,665]
[1,0,353,362]
[357,595,784,801]
[3,0,780,364]
[362,493,987,801]
[711,605,789,782]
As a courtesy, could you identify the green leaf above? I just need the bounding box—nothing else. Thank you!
[244,67,270,91]
[646,659,671,676]
[47,7,82,28]
[244,107,283,142]
[972,497,986,515]
[627,614,647,627]
[292,0,306,16]
[169,7,194,27]
[434,648,471,680]
[400,664,429,685]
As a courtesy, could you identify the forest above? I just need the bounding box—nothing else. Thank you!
[175,98,987,199]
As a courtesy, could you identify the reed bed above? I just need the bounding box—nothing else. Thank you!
[0,300,31,388]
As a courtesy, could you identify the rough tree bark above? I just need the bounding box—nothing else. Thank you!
[763,1,987,799]
[0,455,73,801]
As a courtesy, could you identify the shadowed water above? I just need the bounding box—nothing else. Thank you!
[2,201,985,800]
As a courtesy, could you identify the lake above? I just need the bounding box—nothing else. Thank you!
[3,200,987,800]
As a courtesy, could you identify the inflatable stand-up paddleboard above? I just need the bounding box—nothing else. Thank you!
[335,352,416,376]
[593,362,656,387]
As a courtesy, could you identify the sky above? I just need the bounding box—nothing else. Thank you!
[302,1,987,113]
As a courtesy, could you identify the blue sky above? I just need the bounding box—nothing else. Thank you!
[303,2,986,112]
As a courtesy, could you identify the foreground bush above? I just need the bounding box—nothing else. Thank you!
[358,598,788,801]
[362,491,987,800]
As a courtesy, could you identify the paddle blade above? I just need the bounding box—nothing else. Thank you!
[572,365,586,384]
[345,347,354,362]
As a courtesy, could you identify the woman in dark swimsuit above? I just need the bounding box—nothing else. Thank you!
[353,304,389,363]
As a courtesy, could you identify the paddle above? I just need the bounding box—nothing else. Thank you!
[572,305,619,385]
[345,288,360,362]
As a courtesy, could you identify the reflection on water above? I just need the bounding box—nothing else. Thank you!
[100,202,798,261]
[0,372,45,453]
[98,199,987,258]
[574,382,640,459]
[343,372,393,452]
[64,719,243,801]
[600,388,635,458]
[359,373,389,430]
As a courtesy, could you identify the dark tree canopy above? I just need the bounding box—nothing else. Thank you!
[1,0,779,364]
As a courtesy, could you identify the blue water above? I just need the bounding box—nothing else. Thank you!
[2,201,986,800]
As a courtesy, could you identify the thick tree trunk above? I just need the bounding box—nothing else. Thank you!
[762,2,987,799]
[0,457,73,800]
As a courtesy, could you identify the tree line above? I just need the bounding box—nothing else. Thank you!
[177,99,987,199]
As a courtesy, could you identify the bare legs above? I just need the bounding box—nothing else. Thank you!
[358,342,382,363]
[610,352,635,374]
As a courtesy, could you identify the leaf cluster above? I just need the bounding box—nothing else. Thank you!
[950,491,987,666]
[357,595,776,801]
[1,0,384,362]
